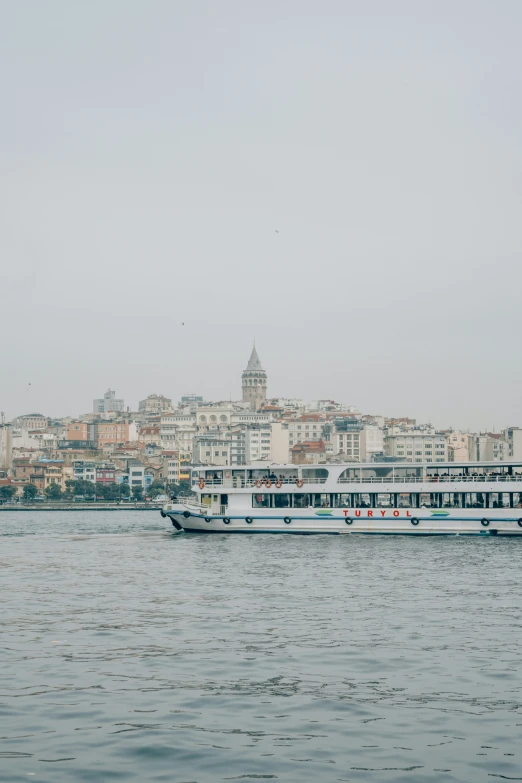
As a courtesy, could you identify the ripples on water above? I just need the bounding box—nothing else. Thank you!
[1,511,522,782]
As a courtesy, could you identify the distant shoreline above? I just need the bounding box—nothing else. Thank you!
[0,504,162,512]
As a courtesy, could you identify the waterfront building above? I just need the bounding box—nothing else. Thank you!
[138,394,172,414]
[93,389,124,415]
[242,345,267,410]
[160,450,189,484]
[128,462,145,488]
[95,463,116,484]
[72,460,96,484]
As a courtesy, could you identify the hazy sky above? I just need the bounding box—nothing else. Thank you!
[1,1,521,430]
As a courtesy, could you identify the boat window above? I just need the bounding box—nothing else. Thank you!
[375,493,393,507]
[293,494,309,508]
[310,494,330,508]
[353,493,371,508]
[201,494,211,507]
[253,493,271,508]
[397,493,414,507]
[513,493,522,508]
[464,492,486,508]
[302,468,329,484]
[488,492,510,508]
[361,467,394,483]
[338,468,361,483]
[274,494,291,508]
[394,467,423,481]
[332,493,352,507]
[441,493,460,507]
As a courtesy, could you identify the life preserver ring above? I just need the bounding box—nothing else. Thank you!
[275,480,283,488]
[183,510,190,519]
[223,517,231,525]
[481,518,490,527]
[198,480,205,489]
[284,517,291,524]
[245,517,253,524]
[518,519,522,528]
[160,510,166,518]
[345,518,353,525]
[205,517,211,523]
[264,480,272,488]
[411,518,419,526]
[296,479,304,488]
[255,480,263,488]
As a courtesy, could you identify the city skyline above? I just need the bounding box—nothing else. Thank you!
[1,342,520,437]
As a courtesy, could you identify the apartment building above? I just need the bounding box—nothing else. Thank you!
[385,427,448,462]
[193,437,231,466]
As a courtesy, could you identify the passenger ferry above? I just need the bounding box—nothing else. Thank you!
[162,461,522,535]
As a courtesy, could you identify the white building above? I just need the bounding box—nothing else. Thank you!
[502,427,522,460]
[447,431,471,462]
[72,460,96,484]
[128,462,145,488]
[0,424,13,469]
[93,389,124,415]
[385,427,448,463]
[360,424,384,462]
[245,427,272,462]
[469,433,506,462]
[329,419,363,461]
[193,437,231,466]
[287,417,325,449]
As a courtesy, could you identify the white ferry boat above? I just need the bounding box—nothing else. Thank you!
[162,461,522,535]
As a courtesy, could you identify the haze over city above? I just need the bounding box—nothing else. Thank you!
[2,1,521,430]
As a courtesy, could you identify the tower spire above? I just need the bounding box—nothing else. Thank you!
[242,344,267,410]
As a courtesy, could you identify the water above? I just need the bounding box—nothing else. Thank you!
[1,512,522,783]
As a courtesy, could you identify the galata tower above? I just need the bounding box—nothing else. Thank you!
[242,344,267,410]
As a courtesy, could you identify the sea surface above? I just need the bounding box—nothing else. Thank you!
[1,511,522,783]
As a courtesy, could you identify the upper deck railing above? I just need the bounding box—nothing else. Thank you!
[193,474,522,489]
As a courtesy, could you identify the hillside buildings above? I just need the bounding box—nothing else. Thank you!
[2,345,522,499]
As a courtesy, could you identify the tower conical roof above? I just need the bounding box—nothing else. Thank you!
[245,344,264,373]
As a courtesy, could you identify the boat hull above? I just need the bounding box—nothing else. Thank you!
[166,510,522,535]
